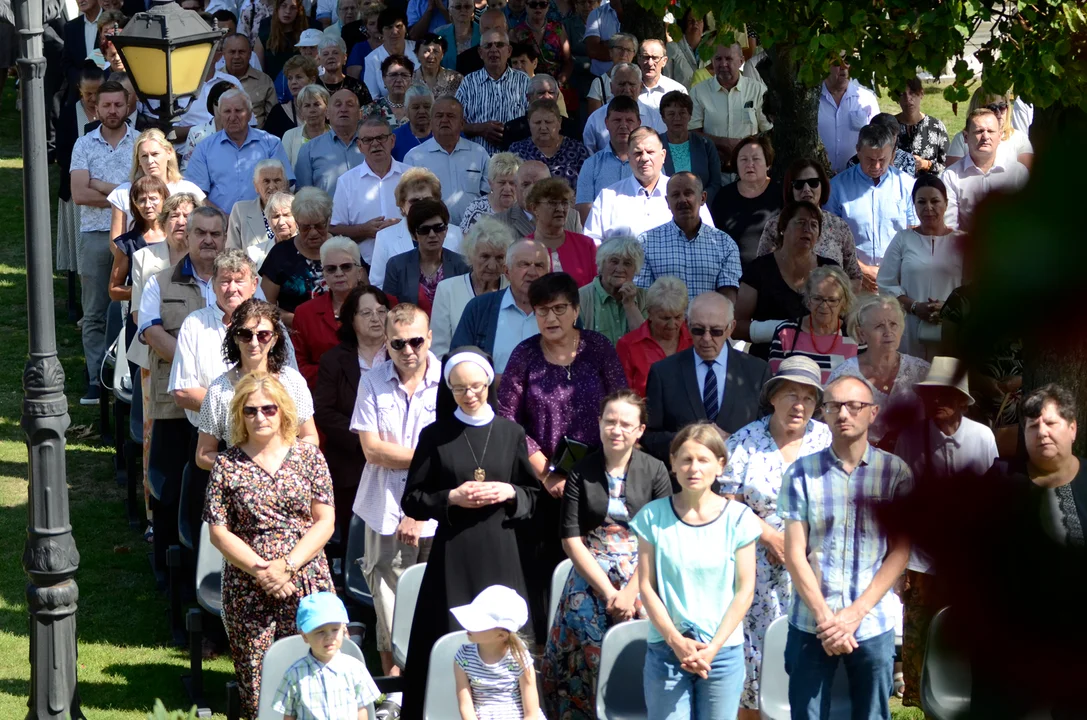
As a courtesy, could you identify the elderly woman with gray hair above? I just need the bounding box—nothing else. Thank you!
[460,152,523,233]
[768,264,860,382]
[392,85,435,161]
[259,187,335,327]
[578,236,647,345]
[616,276,692,396]
[227,159,290,253]
[247,191,297,266]
[431,217,516,356]
[282,84,331,165]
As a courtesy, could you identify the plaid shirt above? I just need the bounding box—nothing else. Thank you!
[778,444,912,641]
[272,651,380,720]
[635,220,742,303]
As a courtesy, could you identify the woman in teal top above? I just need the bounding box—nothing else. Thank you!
[659,91,725,205]
[631,422,760,720]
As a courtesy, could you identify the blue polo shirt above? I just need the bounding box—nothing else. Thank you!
[184,127,295,214]
[294,129,366,196]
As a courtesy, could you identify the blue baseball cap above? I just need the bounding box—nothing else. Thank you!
[296,592,349,634]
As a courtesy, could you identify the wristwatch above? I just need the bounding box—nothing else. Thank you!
[284,555,298,577]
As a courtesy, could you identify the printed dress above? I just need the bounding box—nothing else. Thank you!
[204,441,335,719]
[719,416,833,709]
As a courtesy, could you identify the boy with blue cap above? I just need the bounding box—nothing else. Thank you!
[272,592,381,719]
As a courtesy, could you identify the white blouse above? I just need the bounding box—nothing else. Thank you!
[108,180,206,233]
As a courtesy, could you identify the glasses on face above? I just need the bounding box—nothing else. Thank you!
[689,325,726,337]
[389,336,426,352]
[482,41,509,49]
[602,419,641,433]
[534,302,571,318]
[792,177,820,190]
[323,262,358,275]
[358,308,388,320]
[538,199,570,211]
[235,328,275,344]
[451,382,488,396]
[821,400,876,415]
[298,222,328,233]
[242,404,279,418]
[986,102,1008,113]
[385,71,412,80]
[639,54,664,64]
[415,222,448,236]
[359,133,391,145]
[809,295,842,307]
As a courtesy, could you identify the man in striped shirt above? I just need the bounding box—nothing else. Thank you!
[780,375,912,720]
[455,28,531,154]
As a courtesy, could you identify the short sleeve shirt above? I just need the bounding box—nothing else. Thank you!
[70,124,138,232]
[198,366,314,441]
[272,651,380,720]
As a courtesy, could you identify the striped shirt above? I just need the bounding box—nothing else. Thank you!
[271,650,380,720]
[454,644,529,720]
[455,67,532,155]
[634,220,742,302]
[768,319,862,383]
[778,444,912,641]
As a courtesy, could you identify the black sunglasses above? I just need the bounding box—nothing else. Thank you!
[986,102,1008,113]
[415,222,448,236]
[323,262,358,275]
[389,336,426,351]
[791,178,820,190]
[689,326,726,337]
[235,328,275,344]
[242,404,279,418]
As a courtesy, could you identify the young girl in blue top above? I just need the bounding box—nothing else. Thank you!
[631,422,761,720]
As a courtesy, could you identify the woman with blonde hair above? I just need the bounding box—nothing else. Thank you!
[107,128,206,240]
[616,276,691,396]
[205,371,334,719]
[248,191,297,266]
[946,87,1033,169]
[460,152,523,232]
[282,84,331,165]
[768,264,860,382]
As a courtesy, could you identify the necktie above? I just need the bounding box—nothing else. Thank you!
[702,360,718,420]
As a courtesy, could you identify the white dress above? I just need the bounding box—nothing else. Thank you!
[876,229,964,359]
[828,354,931,445]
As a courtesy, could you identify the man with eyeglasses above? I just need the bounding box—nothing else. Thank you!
[818,56,880,174]
[363,8,420,99]
[404,96,491,225]
[456,28,532,154]
[779,375,912,720]
[942,107,1028,231]
[351,303,441,720]
[581,63,665,154]
[331,116,409,265]
[636,38,686,111]
[493,160,582,237]
[643,291,770,462]
[295,88,366,197]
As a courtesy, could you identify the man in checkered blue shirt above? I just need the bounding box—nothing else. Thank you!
[273,593,380,720]
[779,375,912,719]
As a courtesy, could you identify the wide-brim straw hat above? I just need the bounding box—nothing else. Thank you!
[914,356,974,405]
[760,355,825,407]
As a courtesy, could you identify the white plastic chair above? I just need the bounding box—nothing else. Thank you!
[759,615,854,720]
[422,630,470,720]
[595,619,648,720]
[344,515,374,608]
[920,607,971,720]
[256,634,375,719]
[391,562,427,669]
[548,558,574,632]
[195,522,224,616]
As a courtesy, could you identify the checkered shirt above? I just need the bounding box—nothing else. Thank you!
[635,220,742,302]
[271,650,380,720]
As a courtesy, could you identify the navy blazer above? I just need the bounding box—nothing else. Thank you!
[643,345,771,462]
[383,248,470,307]
[664,132,725,205]
[450,287,506,358]
[62,15,100,95]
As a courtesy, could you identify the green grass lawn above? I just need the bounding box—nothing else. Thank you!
[878,80,966,139]
[0,77,929,719]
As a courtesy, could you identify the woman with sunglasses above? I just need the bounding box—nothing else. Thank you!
[205,372,335,720]
[291,237,366,388]
[384,198,471,314]
[509,0,572,85]
[399,348,540,720]
[754,159,863,285]
[946,88,1034,170]
[195,299,318,471]
[260,187,334,328]
[498,272,628,643]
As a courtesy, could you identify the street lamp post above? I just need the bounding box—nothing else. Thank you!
[15,0,81,716]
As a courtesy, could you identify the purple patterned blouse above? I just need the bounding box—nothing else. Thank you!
[508,136,591,191]
[497,329,628,459]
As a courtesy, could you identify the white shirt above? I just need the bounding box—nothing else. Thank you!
[582,0,621,76]
[403,138,491,226]
[1012,97,1034,135]
[137,262,216,337]
[947,128,1033,163]
[350,353,441,536]
[130,243,178,369]
[107,180,207,233]
[70,124,138,232]
[942,154,1029,230]
[369,221,464,290]
[583,172,715,243]
[582,100,665,154]
[363,44,420,100]
[492,288,539,373]
[178,71,247,128]
[638,75,688,110]
[693,344,728,414]
[817,79,880,173]
[83,13,98,62]
[331,159,409,264]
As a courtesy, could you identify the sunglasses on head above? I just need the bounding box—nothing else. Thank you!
[242,404,279,418]
[235,328,275,344]
[389,336,426,351]
[689,326,726,337]
[791,178,820,190]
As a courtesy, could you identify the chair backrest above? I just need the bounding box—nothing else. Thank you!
[344,515,374,608]
[596,619,648,720]
[194,522,225,617]
[391,562,427,669]
[257,633,374,720]
[921,606,971,720]
[758,616,791,720]
[178,462,196,550]
[548,558,573,633]
[423,630,469,720]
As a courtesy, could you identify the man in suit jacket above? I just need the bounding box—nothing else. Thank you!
[643,291,770,461]
[493,160,583,238]
[62,0,102,95]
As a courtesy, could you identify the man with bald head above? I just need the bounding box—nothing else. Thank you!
[456,28,532,153]
[780,374,911,719]
[689,41,772,168]
[642,291,770,460]
[493,160,583,237]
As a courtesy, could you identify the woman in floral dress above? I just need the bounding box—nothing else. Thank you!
[509,0,572,85]
[718,356,832,719]
[204,372,336,719]
[895,78,950,176]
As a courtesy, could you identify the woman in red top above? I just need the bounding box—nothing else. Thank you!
[616,277,693,396]
[527,177,598,287]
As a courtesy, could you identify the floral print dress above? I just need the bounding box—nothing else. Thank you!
[509,21,569,82]
[719,416,833,710]
[899,113,950,176]
[204,441,335,719]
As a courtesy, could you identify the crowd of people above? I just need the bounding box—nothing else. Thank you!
[24,0,1072,717]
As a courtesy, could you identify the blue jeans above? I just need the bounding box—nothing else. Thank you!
[644,633,745,720]
[784,626,895,720]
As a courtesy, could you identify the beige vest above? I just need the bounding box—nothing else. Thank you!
[146,258,207,420]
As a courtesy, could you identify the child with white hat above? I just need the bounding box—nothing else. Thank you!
[452,585,543,720]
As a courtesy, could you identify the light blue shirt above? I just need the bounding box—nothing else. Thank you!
[693,345,728,415]
[492,287,539,374]
[575,146,631,205]
[403,137,490,225]
[436,22,480,69]
[825,163,916,267]
[408,0,448,35]
[185,127,295,214]
[294,129,365,197]
[583,0,621,76]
